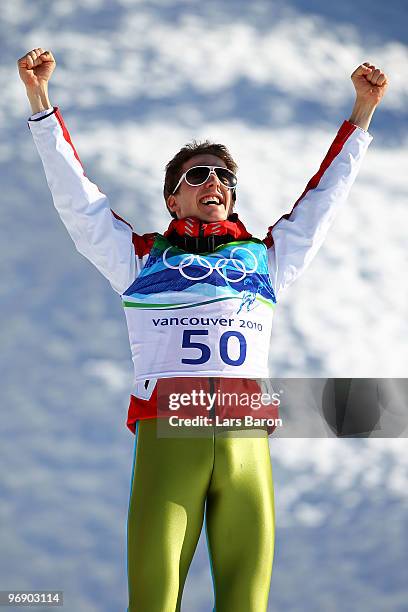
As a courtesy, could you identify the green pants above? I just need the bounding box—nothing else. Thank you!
[127,419,275,612]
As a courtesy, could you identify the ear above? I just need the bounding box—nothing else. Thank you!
[167,195,177,212]
[167,195,180,218]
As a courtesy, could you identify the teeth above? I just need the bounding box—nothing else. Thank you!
[200,196,221,205]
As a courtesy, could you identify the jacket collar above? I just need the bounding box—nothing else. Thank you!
[164,213,251,239]
[163,213,252,253]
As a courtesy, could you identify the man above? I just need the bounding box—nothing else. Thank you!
[18,48,387,612]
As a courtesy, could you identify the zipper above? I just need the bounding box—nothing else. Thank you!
[194,220,204,251]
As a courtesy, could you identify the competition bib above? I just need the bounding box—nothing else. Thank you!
[122,235,276,380]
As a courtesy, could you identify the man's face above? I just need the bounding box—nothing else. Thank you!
[167,154,234,222]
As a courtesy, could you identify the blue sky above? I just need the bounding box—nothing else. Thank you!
[1,1,407,610]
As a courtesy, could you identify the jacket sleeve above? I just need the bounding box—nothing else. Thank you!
[28,107,151,295]
[263,121,373,299]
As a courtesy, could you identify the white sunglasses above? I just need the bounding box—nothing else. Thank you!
[172,165,237,194]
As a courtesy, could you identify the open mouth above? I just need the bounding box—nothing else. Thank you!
[199,196,223,206]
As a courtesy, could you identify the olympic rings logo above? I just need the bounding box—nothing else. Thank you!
[162,246,258,282]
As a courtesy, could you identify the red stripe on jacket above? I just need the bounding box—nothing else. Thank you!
[55,107,156,259]
[54,108,84,169]
[263,121,357,248]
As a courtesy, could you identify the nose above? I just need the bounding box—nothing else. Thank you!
[205,169,221,188]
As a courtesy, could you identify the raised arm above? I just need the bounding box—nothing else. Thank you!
[17,48,153,295]
[264,62,388,299]
[348,62,388,131]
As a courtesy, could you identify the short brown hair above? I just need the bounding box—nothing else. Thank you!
[163,140,238,218]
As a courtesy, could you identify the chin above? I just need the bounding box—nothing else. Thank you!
[205,213,227,223]
[200,208,228,222]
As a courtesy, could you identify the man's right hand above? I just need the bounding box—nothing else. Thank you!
[18,48,56,89]
[18,48,55,114]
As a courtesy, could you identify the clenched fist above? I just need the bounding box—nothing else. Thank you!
[17,48,56,90]
[18,48,55,114]
[351,62,388,106]
[348,62,388,131]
